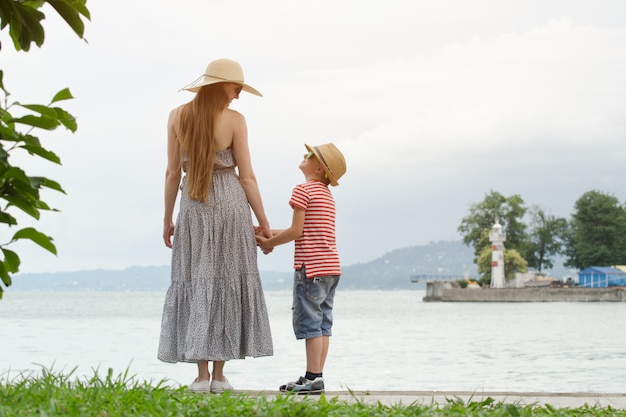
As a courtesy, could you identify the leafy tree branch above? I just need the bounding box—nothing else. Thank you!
[0,0,90,299]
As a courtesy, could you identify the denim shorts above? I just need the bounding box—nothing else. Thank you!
[292,266,340,340]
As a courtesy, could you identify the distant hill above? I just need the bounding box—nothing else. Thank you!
[340,240,478,290]
[9,241,508,291]
[10,265,173,292]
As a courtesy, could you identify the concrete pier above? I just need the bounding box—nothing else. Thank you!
[424,282,626,302]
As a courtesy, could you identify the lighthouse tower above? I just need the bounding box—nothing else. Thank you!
[489,221,506,288]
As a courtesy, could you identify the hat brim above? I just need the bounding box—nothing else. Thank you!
[183,77,262,96]
[305,144,339,186]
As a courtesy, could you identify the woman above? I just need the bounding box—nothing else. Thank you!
[158,58,273,393]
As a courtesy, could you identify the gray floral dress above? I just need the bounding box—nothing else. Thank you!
[158,148,273,362]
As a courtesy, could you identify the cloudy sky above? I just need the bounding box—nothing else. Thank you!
[3,0,626,274]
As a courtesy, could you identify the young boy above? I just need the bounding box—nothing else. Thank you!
[256,143,346,395]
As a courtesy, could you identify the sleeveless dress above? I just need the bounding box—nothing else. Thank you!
[158,148,273,362]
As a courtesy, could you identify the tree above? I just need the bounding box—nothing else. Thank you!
[457,190,528,262]
[525,205,568,272]
[565,190,626,269]
[477,246,527,283]
[0,0,90,299]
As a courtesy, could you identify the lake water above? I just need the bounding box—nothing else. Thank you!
[1,290,625,393]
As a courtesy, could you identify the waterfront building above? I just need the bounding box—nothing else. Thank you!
[578,266,626,288]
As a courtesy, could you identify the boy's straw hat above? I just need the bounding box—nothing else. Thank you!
[182,58,262,96]
[305,143,346,186]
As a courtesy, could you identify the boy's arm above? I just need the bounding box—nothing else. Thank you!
[254,226,286,236]
[257,207,305,250]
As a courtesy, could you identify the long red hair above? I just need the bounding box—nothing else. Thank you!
[177,84,229,202]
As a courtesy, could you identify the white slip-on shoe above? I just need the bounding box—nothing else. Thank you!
[210,376,233,393]
[188,379,210,392]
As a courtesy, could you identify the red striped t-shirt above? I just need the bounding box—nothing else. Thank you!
[289,180,341,278]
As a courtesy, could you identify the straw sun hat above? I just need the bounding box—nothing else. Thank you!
[182,58,262,96]
[305,143,347,186]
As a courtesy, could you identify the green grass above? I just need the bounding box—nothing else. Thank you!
[1,367,624,416]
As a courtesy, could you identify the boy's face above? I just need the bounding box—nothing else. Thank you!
[300,151,324,175]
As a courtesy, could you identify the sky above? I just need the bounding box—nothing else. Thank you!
[2,0,626,274]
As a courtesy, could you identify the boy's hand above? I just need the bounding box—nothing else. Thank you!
[255,235,273,255]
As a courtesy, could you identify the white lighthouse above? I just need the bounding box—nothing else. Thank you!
[489,221,506,288]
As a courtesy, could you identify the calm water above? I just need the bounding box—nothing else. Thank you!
[1,290,625,393]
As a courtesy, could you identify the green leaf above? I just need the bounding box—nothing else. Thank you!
[52,107,77,132]
[0,211,18,226]
[72,0,91,20]
[12,102,77,133]
[0,125,20,141]
[4,166,32,187]
[6,178,41,201]
[21,143,62,164]
[41,177,66,193]
[60,116,78,132]
[11,114,60,130]
[35,199,53,211]
[3,195,41,219]
[1,248,21,273]
[0,107,12,124]
[27,175,46,189]
[9,2,46,51]
[0,262,12,287]
[47,0,87,38]
[21,133,43,147]
[12,227,57,254]
[20,103,58,117]
[51,87,74,103]
[0,68,6,93]
[27,175,65,194]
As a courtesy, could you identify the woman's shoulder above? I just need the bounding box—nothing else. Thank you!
[168,105,184,121]
[170,104,185,114]
[223,108,246,122]
[168,106,182,130]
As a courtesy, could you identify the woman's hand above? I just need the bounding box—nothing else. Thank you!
[163,221,175,248]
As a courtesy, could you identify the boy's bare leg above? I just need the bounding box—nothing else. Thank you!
[319,335,330,371]
[305,336,330,374]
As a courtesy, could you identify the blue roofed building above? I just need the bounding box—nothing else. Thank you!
[578,266,626,288]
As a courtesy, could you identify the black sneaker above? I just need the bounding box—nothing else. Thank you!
[279,376,324,395]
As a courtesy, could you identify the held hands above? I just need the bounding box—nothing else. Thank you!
[256,236,273,255]
[253,225,274,255]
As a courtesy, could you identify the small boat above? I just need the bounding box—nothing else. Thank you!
[523,278,554,288]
